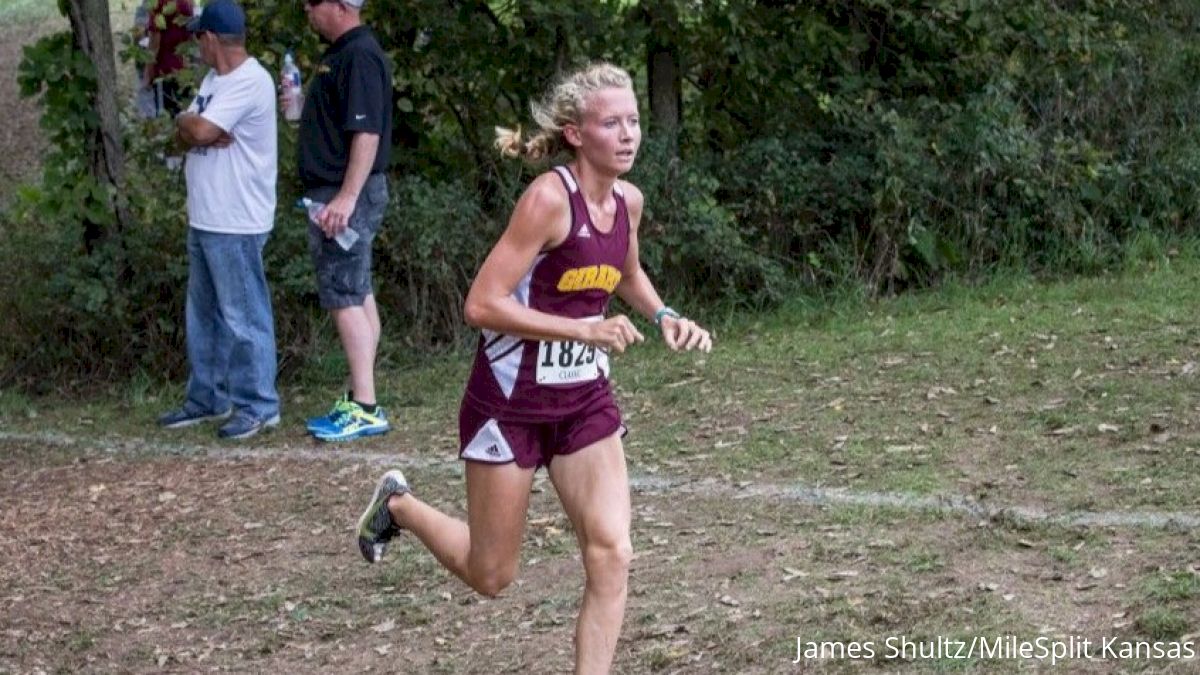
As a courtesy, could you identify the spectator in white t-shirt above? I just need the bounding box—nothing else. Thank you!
[159,0,281,440]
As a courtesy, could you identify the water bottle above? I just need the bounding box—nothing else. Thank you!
[300,198,359,250]
[281,51,303,122]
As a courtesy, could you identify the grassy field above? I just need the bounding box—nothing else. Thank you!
[2,259,1199,673]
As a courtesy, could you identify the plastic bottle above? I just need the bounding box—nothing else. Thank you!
[281,52,303,122]
[300,198,359,250]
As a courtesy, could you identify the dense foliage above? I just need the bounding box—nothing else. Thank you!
[4,0,1200,385]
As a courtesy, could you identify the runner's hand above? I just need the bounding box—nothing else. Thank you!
[661,315,712,353]
[584,315,644,353]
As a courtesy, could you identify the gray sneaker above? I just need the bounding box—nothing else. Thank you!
[158,406,232,429]
[217,411,281,440]
[356,470,410,563]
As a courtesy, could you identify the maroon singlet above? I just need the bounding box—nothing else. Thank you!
[462,165,631,423]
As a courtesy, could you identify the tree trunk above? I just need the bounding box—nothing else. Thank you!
[553,25,569,75]
[63,0,133,251]
[645,2,682,154]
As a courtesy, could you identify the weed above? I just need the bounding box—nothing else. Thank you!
[1136,608,1189,641]
[1144,571,1200,603]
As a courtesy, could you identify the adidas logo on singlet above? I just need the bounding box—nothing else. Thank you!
[578,224,591,238]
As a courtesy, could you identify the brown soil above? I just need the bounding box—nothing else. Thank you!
[0,18,61,208]
[1,439,1195,674]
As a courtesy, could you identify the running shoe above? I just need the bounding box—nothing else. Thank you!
[158,405,232,429]
[312,402,389,442]
[306,393,352,434]
[356,469,410,563]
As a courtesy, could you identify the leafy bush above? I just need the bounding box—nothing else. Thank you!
[0,163,189,386]
[632,136,789,308]
[374,175,496,347]
[6,0,1200,387]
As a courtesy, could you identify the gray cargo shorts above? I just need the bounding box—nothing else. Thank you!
[306,173,388,309]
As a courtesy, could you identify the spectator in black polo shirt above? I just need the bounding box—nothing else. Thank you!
[299,0,393,442]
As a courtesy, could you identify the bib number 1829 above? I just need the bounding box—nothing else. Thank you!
[536,340,599,384]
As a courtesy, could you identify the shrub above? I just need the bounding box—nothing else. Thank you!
[632,136,790,309]
[8,0,1200,388]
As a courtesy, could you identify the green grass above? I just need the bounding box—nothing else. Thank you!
[1144,570,1200,603]
[903,550,945,574]
[1136,607,1190,641]
[5,260,1200,521]
[616,261,1200,511]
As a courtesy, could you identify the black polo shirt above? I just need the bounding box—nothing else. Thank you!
[298,26,392,189]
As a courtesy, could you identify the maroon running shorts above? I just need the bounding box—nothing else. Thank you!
[458,397,624,470]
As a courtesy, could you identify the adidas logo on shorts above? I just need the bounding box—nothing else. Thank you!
[485,444,501,457]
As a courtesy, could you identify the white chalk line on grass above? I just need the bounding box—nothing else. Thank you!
[631,476,1200,530]
[3,430,1198,530]
[0,430,457,469]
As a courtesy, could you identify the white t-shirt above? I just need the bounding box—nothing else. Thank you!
[184,57,277,234]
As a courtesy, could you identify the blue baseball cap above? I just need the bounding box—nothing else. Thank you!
[188,0,246,35]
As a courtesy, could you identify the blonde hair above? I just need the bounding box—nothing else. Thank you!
[495,62,633,162]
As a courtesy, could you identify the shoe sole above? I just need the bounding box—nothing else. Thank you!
[159,409,233,429]
[313,424,390,442]
[218,414,282,440]
[305,419,342,436]
[356,469,408,563]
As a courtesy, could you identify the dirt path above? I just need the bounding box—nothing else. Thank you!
[6,430,1197,530]
[0,19,57,206]
[0,1,138,208]
[1,434,1197,673]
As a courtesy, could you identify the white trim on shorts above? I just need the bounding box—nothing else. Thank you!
[460,418,516,463]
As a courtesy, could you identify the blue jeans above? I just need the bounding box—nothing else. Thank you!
[184,228,280,421]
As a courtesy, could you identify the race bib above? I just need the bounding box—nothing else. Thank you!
[536,340,600,384]
[535,315,611,385]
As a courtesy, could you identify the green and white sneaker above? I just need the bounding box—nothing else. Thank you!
[356,470,410,563]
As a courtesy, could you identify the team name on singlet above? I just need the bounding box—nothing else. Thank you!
[556,264,622,293]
